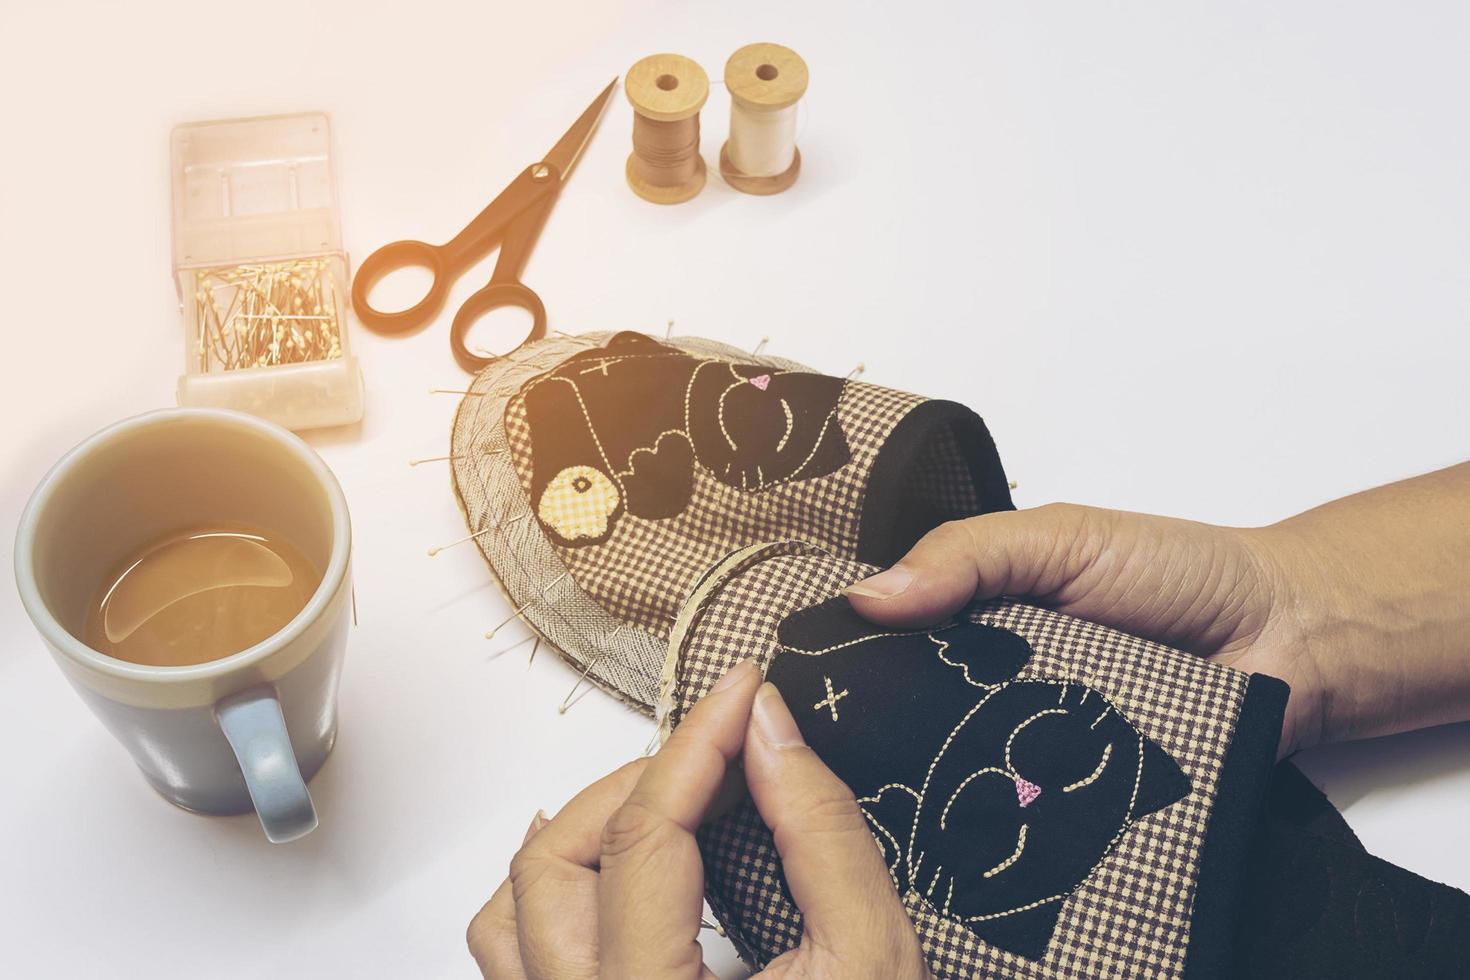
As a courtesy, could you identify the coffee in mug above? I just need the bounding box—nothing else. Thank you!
[84,522,320,668]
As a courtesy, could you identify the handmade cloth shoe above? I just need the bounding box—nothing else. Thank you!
[660,541,1288,979]
[450,331,1012,709]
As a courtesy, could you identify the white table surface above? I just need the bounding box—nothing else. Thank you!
[3,2,1468,976]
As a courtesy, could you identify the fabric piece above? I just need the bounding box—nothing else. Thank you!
[452,331,1011,712]
[768,598,1193,959]
[1228,763,1470,979]
[503,332,1011,640]
[666,545,1286,979]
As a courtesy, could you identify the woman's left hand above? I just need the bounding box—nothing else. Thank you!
[467,658,931,979]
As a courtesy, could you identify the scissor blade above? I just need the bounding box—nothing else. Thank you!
[543,77,619,182]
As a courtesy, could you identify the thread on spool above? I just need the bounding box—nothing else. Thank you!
[631,114,702,189]
[625,54,710,205]
[720,43,809,195]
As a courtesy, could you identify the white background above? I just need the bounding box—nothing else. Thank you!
[2,1,1468,976]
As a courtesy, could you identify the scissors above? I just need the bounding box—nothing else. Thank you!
[351,78,618,372]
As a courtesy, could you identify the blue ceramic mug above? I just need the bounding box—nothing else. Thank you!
[14,408,351,843]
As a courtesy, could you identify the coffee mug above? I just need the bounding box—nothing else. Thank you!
[14,408,351,843]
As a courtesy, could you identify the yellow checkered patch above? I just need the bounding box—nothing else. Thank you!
[537,465,620,542]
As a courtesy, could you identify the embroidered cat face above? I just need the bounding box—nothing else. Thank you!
[900,680,1191,955]
[768,598,1191,960]
[516,332,851,547]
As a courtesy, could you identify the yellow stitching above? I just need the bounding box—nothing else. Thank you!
[716,379,741,452]
[813,675,849,721]
[856,783,921,805]
[775,398,794,453]
[908,686,1005,870]
[963,892,1066,923]
[982,824,1028,879]
[777,628,934,657]
[784,397,843,483]
[943,875,954,915]
[1004,708,1068,775]
[1058,684,1067,704]
[613,429,691,479]
[862,809,903,876]
[1126,731,1143,821]
[539,376,618,485]
[931,632,1002,690]
[927,864,944,898]
[1090,705,1112,730]
[1062,743,1113,793]
[939,767,1011,830]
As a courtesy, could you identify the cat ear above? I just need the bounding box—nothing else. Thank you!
[607,330,677,352]
[937,622,1033,686]
[1132,733,1193,819]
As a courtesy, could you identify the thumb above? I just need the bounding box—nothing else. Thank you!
[845,504,1109,628]
[743,684,929,978]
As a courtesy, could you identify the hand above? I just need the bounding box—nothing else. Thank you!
[846,463,1470,757]
[467,659,931,980]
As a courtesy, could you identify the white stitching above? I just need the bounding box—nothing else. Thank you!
[981,824,1028,879]
[939,767,1012,831]
[1062,743,1113,793]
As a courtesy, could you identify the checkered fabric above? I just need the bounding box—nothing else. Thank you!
[668,547,1252,980]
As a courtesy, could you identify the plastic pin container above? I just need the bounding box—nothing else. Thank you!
[171,113,364,431]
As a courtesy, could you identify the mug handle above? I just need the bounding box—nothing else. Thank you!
[216,687,319,843]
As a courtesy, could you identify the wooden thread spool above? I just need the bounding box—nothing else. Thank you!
[625,54,709,205]
[720,43,808,195]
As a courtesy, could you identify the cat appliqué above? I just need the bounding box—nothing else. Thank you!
[512,332,851,547]
[767,599,1193,960]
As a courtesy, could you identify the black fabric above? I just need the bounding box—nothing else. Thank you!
[520,332,851,546]
[768,597,1192,959]
[1228,763,1470,979]
[1181,672,1289,980]
[858,399,1013,565]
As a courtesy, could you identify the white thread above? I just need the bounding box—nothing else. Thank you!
[775,399,794,453]
[729,100,799,177]
[930,630,1001,690]
[1062,743,1113,793]
[982,824,1028,879]
[856,783,921,805]
[1003,708,1068,776]
[939,767,1011,830]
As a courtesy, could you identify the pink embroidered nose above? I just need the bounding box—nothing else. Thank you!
[749,374,771,391]
[1015,777,1041,808]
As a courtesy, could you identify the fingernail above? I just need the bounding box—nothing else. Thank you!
[710,657,757,695]
[844,564,913,600]
[752,683,805,748]
[523,809,548,844]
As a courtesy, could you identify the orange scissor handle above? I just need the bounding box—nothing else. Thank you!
[350,238,453,335]
[449,281,547,373]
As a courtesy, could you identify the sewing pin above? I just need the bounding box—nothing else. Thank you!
[527,636,540,670]
[556,625,622,714]
[409,454,459,467]
[485,573,567,639]
[665,319,674,340]
[845,363,866,380]
[1008,480,1019,490]
[429,388,484,396]
[643,727,661,756]
[751,336,769,356]
[488,633,535,661]
[427,526,496,557]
